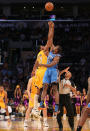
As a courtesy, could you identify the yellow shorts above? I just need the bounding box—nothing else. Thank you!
[0,102,5,109]
[35,68,46,89]
[29,93,36,108]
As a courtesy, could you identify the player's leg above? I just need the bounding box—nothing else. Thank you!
[65,94,74,131]
[4,103,11,123]
[43,108,49,127]
[32,93,41,118]
[57,94,64,131]
[52,82,59,113]
[39,70,50,109]
[76,107,90,131]
[39,83,49,109]
[24,107,32,127]
[24,93,34,127]
[51,69,59,113]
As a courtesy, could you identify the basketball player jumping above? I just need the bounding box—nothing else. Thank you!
[38,23,62,113]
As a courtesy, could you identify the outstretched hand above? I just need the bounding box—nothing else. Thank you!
[64,67,70,72]
[48,21,54,28]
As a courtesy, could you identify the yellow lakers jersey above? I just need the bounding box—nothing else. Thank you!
[31,76,38,94]
[0,91,5,103]
[37,50,47,70]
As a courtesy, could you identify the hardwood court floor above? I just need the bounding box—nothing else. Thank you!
[0,117,90,131]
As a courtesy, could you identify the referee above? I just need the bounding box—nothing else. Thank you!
[57,67,76,131]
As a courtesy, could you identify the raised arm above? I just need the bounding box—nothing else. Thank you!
[59,67,70,76]
[59,67,70,83]
[38,56,60,68]
[31,60,39,77]
[44,21,54,51]
[14,89,16,98]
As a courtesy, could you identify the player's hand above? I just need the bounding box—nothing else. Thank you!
[37,63,43,67]
[48,21,54,28]
[64,67,70,72]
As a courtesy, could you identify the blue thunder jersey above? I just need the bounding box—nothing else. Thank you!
[43,51,61,84]
[47,51,61,68]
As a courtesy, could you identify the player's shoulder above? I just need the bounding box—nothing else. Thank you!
[38,50,44,56]
[55,53,61,58]
[29,77,34,82]
[50,51,61,57]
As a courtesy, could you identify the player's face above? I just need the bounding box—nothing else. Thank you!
[53,46,59,54]
[77,91,80,95]
[65,71,72,79]
[40,46,45,51]
[0,86,4,92]
[44,50,49,56]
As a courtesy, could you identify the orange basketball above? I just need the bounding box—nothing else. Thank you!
[45,2,54,11]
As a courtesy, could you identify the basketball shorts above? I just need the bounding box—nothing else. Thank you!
[0,102,5,109]
[35,68,46,89]
[43,68,58,84]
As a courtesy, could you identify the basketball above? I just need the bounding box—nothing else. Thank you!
[45,2,54,11]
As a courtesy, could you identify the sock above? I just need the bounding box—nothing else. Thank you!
[77,126,82,131]
[25,119,28,122]
[43,117,47,122]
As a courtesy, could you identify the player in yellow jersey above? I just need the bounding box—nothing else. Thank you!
[24,76,40,127]
[0,84,10,122]
[24,75,49,127]
[31,21,54,89]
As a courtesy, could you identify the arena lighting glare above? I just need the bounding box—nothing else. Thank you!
[24,6,26,9]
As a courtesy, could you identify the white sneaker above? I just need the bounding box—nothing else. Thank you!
[24,121,28,127]
[0,115,4,120]
[43,121,49,127]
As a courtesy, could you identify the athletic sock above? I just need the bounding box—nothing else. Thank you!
[43,117,47,122]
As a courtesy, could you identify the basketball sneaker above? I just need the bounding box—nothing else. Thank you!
[43,121,49,127]
[24,121,28,127]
